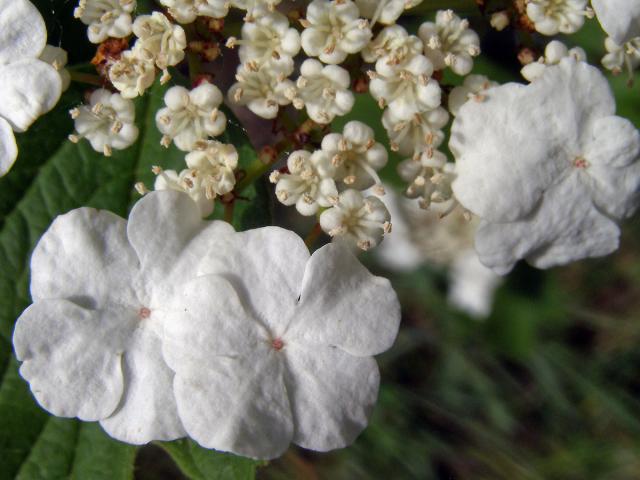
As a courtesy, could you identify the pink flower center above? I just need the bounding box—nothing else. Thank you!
[271,337,284,351]
[138,307,151,319]
[573,157,589,169]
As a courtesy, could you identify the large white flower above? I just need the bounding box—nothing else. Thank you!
[592,0,640,45]
[13,191,234,444]
[451,59,640,274]
[0,0,63,176]
[162,228,401,459]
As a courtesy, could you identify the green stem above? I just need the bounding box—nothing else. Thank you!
[69,71,104,87]
[304,223,322,249]
[223,201,235,224]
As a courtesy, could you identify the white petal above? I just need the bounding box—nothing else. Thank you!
[592,0,640,45]
[0,0,46,64]
[0,117,17,176]
[0,60,62,131]
[290,243,401,357]
[284,343,379,451]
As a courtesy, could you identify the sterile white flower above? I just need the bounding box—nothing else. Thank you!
[155,83,226,151]
[520,40,586,82]
[228,63,295,119]
[450,59,640,274]
[159,0,229,24]
[355,0,424,26]
[418,10,480,76]
[293,59,355,124]
[368,54,441,121]
[271,149,338,216]
[525,0,589,36]
[320,121,388,190]
[132,12,187,77]
[0,0,63,176]
[185,140,238,199]
[320,189,392,250]
[601,37,640,76]
[74,0,135,44]
[592,0,640,45]
[40,45,71,91]
[300,0,372,65]
[109,50,157,98]
[361,25,422,64]
[398,150,456,212]
[13,191,235,444]
[69,89,139,157]
[162,228,401,459]
[382,106,448,159]
[448,74,498,116]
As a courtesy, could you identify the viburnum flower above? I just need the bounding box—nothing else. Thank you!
[592,0,640,45]
[162,228,401,459]
[229,0,282,18]
[293,59,355,124]
[320,189,392,250]
[368,54,441,121]
[109,50,157,98]
[132,12,187,76]
[398,150,456,211]
[355,0,424,26]
[361,25,422,64]
[13,191,234,444]
[185,140,238,199]
[300,0,372,65]
[418,10,480,76]
[74,0,135,44]
[601,37,640,76]
[520,40,586,82]
[321,121,388,190]
[0,0,63,176]
[228,63,295,119]
[40,45,71,91]
[150,167,215,217]
[448,74,498,116]
[525,0,589,36]
[382,107,449,159]
[271,149,338,216]
[451,59,640,274]
[69,89,139,157]
[155,83,226,151]
[159,0,229,24]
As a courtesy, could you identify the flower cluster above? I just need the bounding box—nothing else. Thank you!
[13,191,401,459]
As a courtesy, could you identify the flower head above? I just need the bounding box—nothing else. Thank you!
[361,25,422,64]
[525,0,590,36]
[228,63,294,119]
[74,0,135,43]
[132,12,187,73]
[159,0,229,24]
[109,49,157,98]
[185,140,238,199]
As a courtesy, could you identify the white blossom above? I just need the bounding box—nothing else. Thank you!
[132,12,186,78]
[320,189,391,251]
[398,150,456,213]
[320,120,388,190]
[271,149,338,216]
[109,50,157,98]
[448,74,498,116]
[185,140,238,199]
[601,37,640,77]
[592,0,640,45]
[451,59,640,274]
[382,106,449,159]
[525,0,590,36]
[368,53,441,121]
[361,25,422,64]
[293,59,354,124]
[0,0,63,176]
[74,0,135,44]
[163,228,400,459]
[355,0,423,26]
[228,63,294,119]
[152,167,215,217]
[300,0,372,65]
[490,11,510,31]
[229,0,282,18]
[155,83,226,151]
[40,45,71,92]
[520,40,586,82]
[159,0,228,24]
[69,89,139,157]
[13,191,235,444]
[418,10,480,76]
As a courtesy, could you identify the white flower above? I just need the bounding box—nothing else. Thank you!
[185,140,238,199]
[361,25,422,64]
[162,228,401,459]
[592,0,640,45]
[293,59,354,124]
[520,40,586,82]
[382,106,449,159]
[448,74,498,116]
[355,0,424,26]
[39,45,71,91]
[132,12,187,75]
[271,149,338,216]
[69,89,139,157]
[450,59,640,274]
[320,120,388,190]
[398,150,456,212]
[490,11,510,31]
[74,0,135,44]
[525,0,589,36]
[418,10,480,76]
[229,0,282,18]
[368,54,441,121]
[320,189,391,250]
[109,50,157,98]
[13,191,234,444]
[300,0,372,65]
[159,0,229,24]
[228,63,294,119]
[155,83,226,151]
[0,0,63,176]
[601,37,640,76]
[227,9,300,70]
[152,167,215,217]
